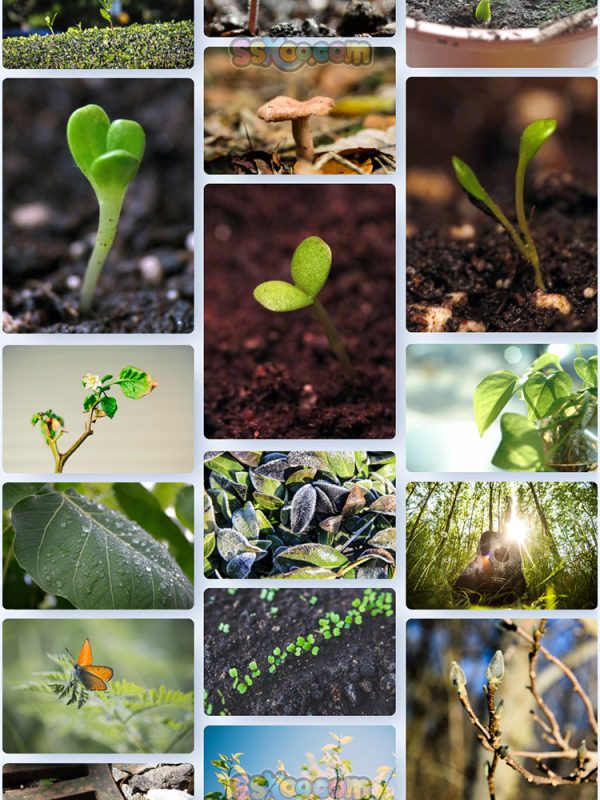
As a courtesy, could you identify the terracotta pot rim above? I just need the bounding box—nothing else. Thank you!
[406,15,598,44]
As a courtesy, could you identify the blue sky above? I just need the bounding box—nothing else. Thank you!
[204,726,395,794]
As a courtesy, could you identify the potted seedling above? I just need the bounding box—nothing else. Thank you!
[32,366,157,473]
[452,118,556,292]
[67,104,145,313]
[406,1,598,67]
[474,349,597,472]
[253,235,357,382]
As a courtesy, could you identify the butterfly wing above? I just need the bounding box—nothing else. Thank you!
[77,638,93,667]
[78,666,114,691]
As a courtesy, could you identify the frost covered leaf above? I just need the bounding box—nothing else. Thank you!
[368,527,396,550]
[232,501,260,540]
[227,552,256,578]
[369,495,396,514]
[327,451,356,478]
[290,484,317,533]
[342,485,366,516]
[216,528,264,561]
[11,490,193,609]
[276,543,348,569]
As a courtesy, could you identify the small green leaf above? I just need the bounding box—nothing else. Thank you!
[176,486,194,532]
[67,104,110,180]
[275,543,348,569]
[574,356,598,389]
[254,281,313,312]
[106,119,146,163]
[101,374,113,383]
[100,7,112,21]
[116,366,157,399]
[522,372,573,420]
[290,236,332,298]
[452,156,494,207]
[326,451,356,478]
[474,371,519,436]
[100,395,118,418]
[529,353,563,372]
[491,413,546,471]
[518,119,557,172]
[91,150,141,193]
[475,0,491,22]
[83,394,99,411]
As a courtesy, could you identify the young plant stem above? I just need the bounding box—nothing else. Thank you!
[515,161,545,291]
[80,194,125,313]
[52,402,100,473]
[312,298,358,383]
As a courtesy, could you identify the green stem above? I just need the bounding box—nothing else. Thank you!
[312,298,358,383]
[80,193,124,313]
[515,160,545,291]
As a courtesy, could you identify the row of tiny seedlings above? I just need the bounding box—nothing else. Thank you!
[204,588,394,714]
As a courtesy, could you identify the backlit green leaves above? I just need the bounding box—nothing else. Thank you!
[474,371,519,436]
[115,366,158,399]
[254,236,332,312]
[518,119,557,171]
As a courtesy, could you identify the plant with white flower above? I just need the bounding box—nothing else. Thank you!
[32,365,157,473]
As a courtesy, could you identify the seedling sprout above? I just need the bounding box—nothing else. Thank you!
[67,104,145,312]
[452,118,557,291]
[253,235,357,382]
[45,12,58,34]
[475,0,491,23]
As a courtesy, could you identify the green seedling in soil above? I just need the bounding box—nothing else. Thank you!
[474,348,597,471]
[253,235,358,383]
[32,366,157,474]
[452,118,557,292]
[248,0,259,34]
[45,12,58,34]
[67,104,145,312]
[99,0,114,27]
[475,0,491,22]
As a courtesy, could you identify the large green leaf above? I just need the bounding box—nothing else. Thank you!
[175,486,194,532]
[3,483,45,510]
[491,413,546,472]
[11,490,193,609]
[523,372,573,420]
[474,371,519,436]
[114,483,193,581]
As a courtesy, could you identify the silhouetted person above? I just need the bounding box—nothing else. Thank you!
[453,530,527,605]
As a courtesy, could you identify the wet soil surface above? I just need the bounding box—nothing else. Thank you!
[407,0,596,28]
[204,589,396,716]
[205,0,395,36]
[204,185,395,440]
[3,79,194,334]
[407,77,597,333]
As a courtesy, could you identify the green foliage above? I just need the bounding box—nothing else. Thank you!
[67,106,145,310]
[3,483,193,609]
[406,481,598,610]
[474,349,597,471]
[45,11,58,33]
[452,119,557,291]
[99,0,113,27]
[32,367,157,473]
[475,0,491,22]
[204,451,396,579]
[19,654,193,753]
[2,21,194,69]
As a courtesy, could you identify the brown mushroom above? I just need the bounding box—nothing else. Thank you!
[257,95,334,162]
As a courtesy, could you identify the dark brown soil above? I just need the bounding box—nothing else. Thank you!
[204,185,395,439]
[407,77,597,333]
[205,0,395,36]
[204,589,396,716]
[407,0,596,28]
[3,79,194,334]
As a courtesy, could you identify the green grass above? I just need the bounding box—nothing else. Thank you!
[3,21,193,69]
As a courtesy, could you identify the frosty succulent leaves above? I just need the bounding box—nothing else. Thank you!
[67,104,145,312]
[2,483,193,610]
[253,236,357,382]
[475,0,491,22]
[474,349,597,471]
[452,119,557,292]
[32,366,157,474]
[204,451,396,579]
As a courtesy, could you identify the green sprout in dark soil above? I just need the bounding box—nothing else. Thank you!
[67,104,145,312]
[475,0,491,22]
[452,118,557,292]
[253,235,357,383]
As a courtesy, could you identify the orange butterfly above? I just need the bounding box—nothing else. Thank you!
[69,638,114,691]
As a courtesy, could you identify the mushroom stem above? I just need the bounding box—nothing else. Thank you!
[292,118,314,162]
[248,0,259,34]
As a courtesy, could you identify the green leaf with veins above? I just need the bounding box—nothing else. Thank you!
[574,356,598,389]
[491,413,546,471]
[473,371,519,436]
[523,372,573,420]
[11,490,193,609]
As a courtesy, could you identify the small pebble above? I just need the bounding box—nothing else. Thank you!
[458,320,486,332]
[139,255,163,285]
[444,291,468,307]
[583,287,596,299]
[407,304,452,332]
[166,289,179,301]
[69,240,87,259]
[495,278,512,289]
[66,275,81,290]
[11,202,50,228]
[533,291,572,315]
[449,223,475,240]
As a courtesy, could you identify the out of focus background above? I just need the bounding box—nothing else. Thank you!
[407,618,597,800]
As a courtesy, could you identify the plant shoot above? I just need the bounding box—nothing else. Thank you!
[32,366,157,473]
[452,118,557,291]
[253,235,357,382]
[67,104,145,312]
[475,0,491,23]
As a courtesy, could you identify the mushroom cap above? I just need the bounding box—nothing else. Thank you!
[257,95,335,123]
